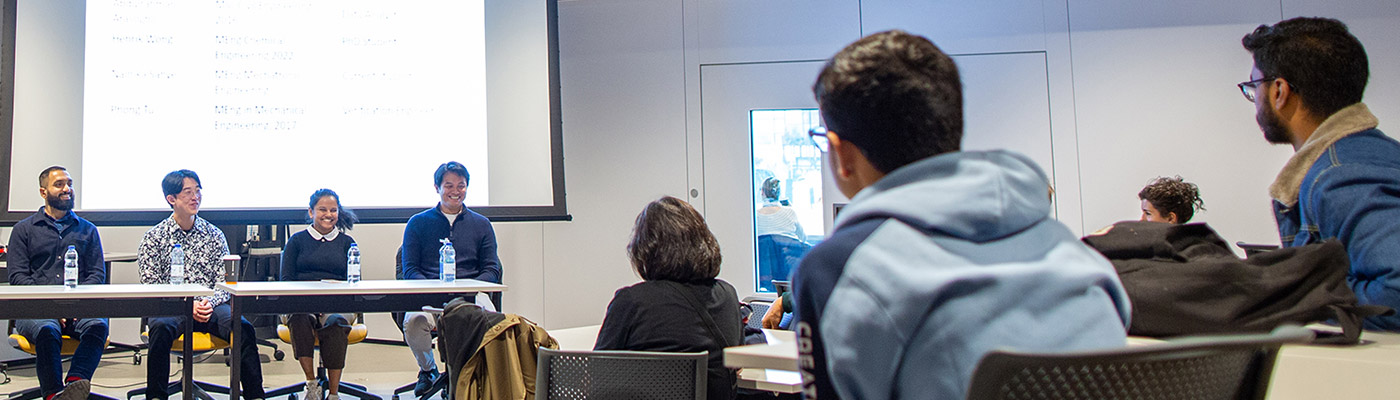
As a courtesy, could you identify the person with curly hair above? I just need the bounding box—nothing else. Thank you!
[1138,176,1205,224]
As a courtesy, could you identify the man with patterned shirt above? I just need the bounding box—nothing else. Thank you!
[137,169,265,400]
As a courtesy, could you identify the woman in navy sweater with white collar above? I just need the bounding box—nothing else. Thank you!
[280,189,358,400]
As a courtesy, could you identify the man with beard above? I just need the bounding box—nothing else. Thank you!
[7,166,109,400]
[1241,17,1400,330]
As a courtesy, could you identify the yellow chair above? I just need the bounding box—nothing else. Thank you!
[6,323,119,400]
[125,330,233,400]
[268,314,379,400]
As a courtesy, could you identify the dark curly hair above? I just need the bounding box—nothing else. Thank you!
[1138,176,1205,223]
[626,196,722,283]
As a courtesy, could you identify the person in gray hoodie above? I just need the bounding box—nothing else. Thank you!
[793,30,1133,400]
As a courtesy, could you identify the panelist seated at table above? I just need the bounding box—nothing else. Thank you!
[136,169,266,400]
[7,166,109,400]
[398,161,503,396]
[594,196,743,400]
[1137,176,1205,224]
[280,189,359,400]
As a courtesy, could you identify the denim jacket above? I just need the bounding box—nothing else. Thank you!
[1270,103,1400,331]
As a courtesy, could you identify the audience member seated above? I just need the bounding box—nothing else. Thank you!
[1239,17,1400,331]
[792,30,1132,400]
[755,177,806,242]
[1137,176,1205,224]
[594,196,742,400]
[280,189,359,400]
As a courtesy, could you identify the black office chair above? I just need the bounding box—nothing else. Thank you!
[535,348,708,400]
[964,326,1314,400]
[740,296,773,332]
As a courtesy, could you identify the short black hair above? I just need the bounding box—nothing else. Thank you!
[814,30,963,173]
[434,161,470,188]
[1138,176,1205,223]
[39,166,66,187]
[761,178,781,202]
[308,188,358,230]
[1242,17,1368,117]
[161,169,201,208]
[626,196,722,283]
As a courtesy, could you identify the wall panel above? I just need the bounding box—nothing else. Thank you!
[545,0,690,329]
[1069,0,1290,246]
[862,0,1048,54]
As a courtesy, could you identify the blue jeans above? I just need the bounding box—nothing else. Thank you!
[15,318,109,396]
[145,303,265,399]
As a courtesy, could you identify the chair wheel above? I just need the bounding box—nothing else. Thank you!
[274,350,286,361]
[288,394,297,400]
[391,395,399,400]
[134,353,142,365]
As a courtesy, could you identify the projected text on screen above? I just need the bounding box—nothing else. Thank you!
[81,0,489,210]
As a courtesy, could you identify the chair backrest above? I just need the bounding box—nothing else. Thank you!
[964,326,1314,400]
[756,234,811,292]
[535,348,707,400]
[741,297,772,332]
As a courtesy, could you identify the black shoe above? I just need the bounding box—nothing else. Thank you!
[413,369,440,397]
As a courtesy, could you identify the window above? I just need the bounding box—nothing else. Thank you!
[750,109,823,292]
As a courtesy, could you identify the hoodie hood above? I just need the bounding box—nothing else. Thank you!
[834,150,1052,242]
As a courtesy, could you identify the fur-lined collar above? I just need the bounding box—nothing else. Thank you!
[1269,103,1379,206]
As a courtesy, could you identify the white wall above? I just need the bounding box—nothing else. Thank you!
[6,0,1400,335]
[546,0,1400,328]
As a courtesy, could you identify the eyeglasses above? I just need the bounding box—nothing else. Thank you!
[1237,77,1275,103]
[809,126,830,152]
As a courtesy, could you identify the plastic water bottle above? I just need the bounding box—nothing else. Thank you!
[170,244,185,285]
[63,245,78,289]
[346,243,361,284]
[439,239,455,283]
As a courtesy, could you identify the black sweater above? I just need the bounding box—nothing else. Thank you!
[280,230,354,282]
[595,279,742,400]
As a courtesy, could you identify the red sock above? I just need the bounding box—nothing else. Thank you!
[65,376,82,384]
[44,393,56,400]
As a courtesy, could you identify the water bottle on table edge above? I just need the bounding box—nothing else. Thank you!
[347,243,361,284]
[170,243,185,285]
[63,245,78,289]
[439,238,455,283]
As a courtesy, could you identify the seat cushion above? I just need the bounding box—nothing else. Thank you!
[276,324,370,345]
[142,331,230,351]
[10,333,95,355]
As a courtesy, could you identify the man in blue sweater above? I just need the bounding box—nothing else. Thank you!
[1240,17,1400,330]
[398,161,502,395]
[7,166,108,400]
[793,30,1132,399]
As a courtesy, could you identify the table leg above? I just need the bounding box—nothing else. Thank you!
[229,298,242,400]
[183,298,195,400]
